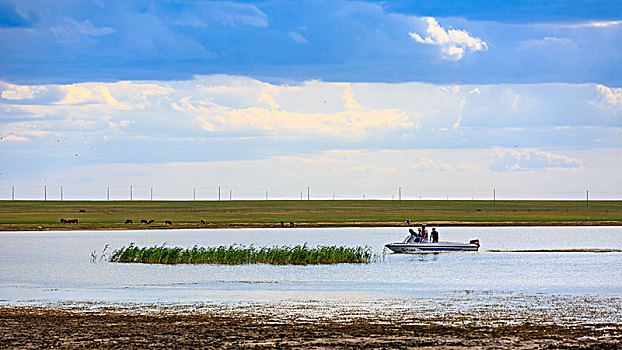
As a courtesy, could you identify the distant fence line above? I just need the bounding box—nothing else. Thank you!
[0,185,615,201]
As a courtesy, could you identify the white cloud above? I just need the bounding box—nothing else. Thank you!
[205,2,268,27]
[341,83,364,111]
[519,36,578,50]
[1,122,52,138]
[190,103,413,138]
[408,155,452,172]
[106,81,174,109]
[288,31,308,44]
[333,164,381,178]
[455,162,478,171]
[409,17,487,61]
[2,134,28,141]
[593,84,622,111]
[258,84,280,110]
[1,83,48,100]
[51,17,115,43]
[555,21,622,29]
[489,148,581,172]
[108,120,132,129]
[1,76,621,156]
[199,84,253,94]
[57,84,128,109]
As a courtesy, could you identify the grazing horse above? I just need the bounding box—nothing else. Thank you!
[140,220,148,224]
[148,219,155,224]
[60,218,66,224]
[200,219,206,225]
[165,220,172,225]
[124,219,132,225]
[280,221,285,227]
[289,222,294,227]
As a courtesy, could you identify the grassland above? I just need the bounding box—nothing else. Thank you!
[0,199,621,230]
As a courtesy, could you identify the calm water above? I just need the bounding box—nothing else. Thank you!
[1,227,621,322]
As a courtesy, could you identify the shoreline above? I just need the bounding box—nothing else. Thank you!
[1,306,620,349]
[1,220,622,231]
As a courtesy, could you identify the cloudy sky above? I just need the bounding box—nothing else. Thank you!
[1,0,621,200]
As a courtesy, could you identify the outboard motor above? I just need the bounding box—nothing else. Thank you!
[469,239,480,246]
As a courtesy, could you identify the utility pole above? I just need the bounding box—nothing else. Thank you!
[300,192,303,200]
[266,190,268,200]
[12,186,14,200]
[493,189,496,208]
[333,193,335,200]
[130,186,133,201]
[399,187,402,203]
[218,186,221,201]
[150,187,153,201]
[363,194,365,200]
[107,187,110,201]
[229,189,232,201]
[44,185,47,201]
[307,187,310,202]
[60,186,63,201]
[586,190,589,208]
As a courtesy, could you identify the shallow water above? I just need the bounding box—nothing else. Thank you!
[1,226,621,323]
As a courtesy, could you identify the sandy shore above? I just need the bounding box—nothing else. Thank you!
[1,306,620,349]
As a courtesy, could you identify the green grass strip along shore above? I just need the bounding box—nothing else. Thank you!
[108,243,376,265]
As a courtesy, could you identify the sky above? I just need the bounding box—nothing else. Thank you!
[1,0,621,200]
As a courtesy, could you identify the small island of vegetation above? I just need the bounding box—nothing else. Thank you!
[107,243,377,265]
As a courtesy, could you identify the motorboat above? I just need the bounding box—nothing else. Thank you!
[385,234,480,253]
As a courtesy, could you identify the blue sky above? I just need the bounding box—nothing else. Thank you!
[1,0,621,199]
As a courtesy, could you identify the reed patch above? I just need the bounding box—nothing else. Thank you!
[108,243,378,265]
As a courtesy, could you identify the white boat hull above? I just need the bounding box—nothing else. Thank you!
[385,240,479,253]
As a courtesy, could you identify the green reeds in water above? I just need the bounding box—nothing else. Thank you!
[109,243,378,265]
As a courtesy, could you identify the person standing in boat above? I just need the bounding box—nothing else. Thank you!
[431,228,439,243]
[421,225,428,242]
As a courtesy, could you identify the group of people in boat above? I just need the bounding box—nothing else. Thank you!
[406,225,439,243]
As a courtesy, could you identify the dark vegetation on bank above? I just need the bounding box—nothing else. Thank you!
[1,200,621,230]
[107,243,377,265]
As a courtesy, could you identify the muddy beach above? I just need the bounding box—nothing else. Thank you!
[1,306,620,349]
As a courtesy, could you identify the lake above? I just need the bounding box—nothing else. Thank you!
[1,226,621,324]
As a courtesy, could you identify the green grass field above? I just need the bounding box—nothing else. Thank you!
[1,200,621,230]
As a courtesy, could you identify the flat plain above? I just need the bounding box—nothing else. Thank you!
[0,200,621,230]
